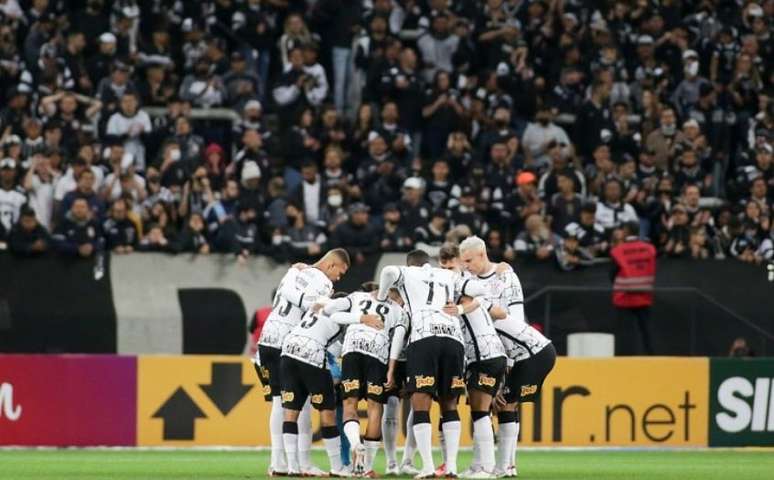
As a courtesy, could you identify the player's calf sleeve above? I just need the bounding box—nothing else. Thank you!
[321,425,343,472]
[282,421,300,472]
[496,411,518,470]
[298,400,313,469]
[411,411,434,472]
[441,410,462,474]
[401,408,416,465]
[472,411,495,471]
[512,410,521,467]
[343,419,362,449]
[363,436,382,472]
[270,397,287,471]
[382,396,399,466]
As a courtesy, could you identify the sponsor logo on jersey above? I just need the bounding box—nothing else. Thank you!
[430,324,458,336]
[281,391,295,403]
[521,384,538,397]
[311,394,324,405]
[342,379,360,393]
[478,374,497,388]
[452,376,466,389]
[415,375,435,388]
[367,383,383,395]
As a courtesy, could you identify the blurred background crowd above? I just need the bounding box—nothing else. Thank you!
[0,0,772,269]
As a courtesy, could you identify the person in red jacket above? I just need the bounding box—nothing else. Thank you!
[610,222,656,355]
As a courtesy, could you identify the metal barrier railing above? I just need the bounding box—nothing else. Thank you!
[524,285,774,355]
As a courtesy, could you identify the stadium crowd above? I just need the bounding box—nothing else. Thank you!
[0,0,772,268]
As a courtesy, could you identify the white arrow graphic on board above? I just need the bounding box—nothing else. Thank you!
[0,383,22,421]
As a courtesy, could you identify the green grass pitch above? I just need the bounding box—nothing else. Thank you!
[2,449,773,480]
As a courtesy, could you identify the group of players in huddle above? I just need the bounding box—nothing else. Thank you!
[253,236,556,478]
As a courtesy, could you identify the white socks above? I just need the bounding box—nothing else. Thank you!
[382,396,399,467]
[322,433,343,472]
[441,415,461,474]
[282,422,299,473]
[298,400,313,470]
[270,396,287,472]
[496,420,518,471]
[473,415,496,471]
[364,439,381,472]
[343,420,362,449]
[401,408,416,466]
[412,413,434,473]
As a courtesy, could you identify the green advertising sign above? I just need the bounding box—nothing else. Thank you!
[709,358,774,447]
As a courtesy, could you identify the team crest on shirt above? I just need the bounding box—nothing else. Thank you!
[521,385,538,396]
[342,379,360,393]
[281,391,295,402]
[478,374,496,388]
[451,376,465,389]
[87,226,95,238]
[311,394,324,405]
[367,383,383,395]
[415,375,435,388]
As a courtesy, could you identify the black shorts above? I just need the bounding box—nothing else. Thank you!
[256,345,282,399]
[386,361,407,397]
[341,352,387,403]
[406,337,465,397]
[280,356,336,411]
[466,357,507,396]
[503,343,556,404]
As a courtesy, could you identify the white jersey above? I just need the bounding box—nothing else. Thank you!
[461,266,550,362]
[0,187,26,231]
[381,264,463,345]
[259,267,333,351]
[338,291,407,364]
[457,273,506,364]
[282,310,343,368]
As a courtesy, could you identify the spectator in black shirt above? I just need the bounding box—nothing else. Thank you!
[674,148,711,193]
[574,80,613,160]
[425,159,456,209]
[377,101,413,166]
[330,202,379,265]
[662,203,692,257]
[421,70,464,158]
[537,142,586,199]
[215,205,265,260]
[415,209,449,249]
[379,202,413,252]
[272,46,313,126]
[60,169,105,223]
[555,229,595,272]
[102,198,137,254]
[548,172,583,234]
[8,206,50,257]
[450,186,488,237]
[71,1,111,58]
[223,51,261,109]
[53,197,102,258]
[399,176,432,232]
[383,47,424,135]
[564,202,608,258]
[63,31,92,95]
